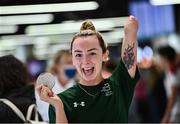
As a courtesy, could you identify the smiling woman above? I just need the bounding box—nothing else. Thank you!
[36,16,140,123]
[71,35,107,85]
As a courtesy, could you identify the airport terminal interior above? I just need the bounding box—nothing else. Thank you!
[0,0,180,123]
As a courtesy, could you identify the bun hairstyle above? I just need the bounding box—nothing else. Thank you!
[71,20,107,54]
[80,20,96,31]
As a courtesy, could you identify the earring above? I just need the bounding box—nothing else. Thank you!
[106,57,109,61]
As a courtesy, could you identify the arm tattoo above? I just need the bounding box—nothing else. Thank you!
[122,43,135,70]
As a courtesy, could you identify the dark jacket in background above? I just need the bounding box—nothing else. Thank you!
[0,84,42,123]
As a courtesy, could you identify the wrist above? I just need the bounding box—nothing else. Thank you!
[54,100,64,110]
[124,32,137,38]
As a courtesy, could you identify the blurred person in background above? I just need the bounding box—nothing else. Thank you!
[48,49,77,94]
[157,45,180,123]
[145,64,167,122]
[35,49,76,122]
[0,55,42,123]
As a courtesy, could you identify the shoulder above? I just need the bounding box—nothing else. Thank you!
[112,59,129,74]
[58,84,79,99]
[0,99,27,123]
[110,59,131,79]
[110,59,140,85]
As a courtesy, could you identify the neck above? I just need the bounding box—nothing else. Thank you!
[79,74,104,86]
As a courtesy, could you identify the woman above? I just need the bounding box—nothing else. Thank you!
[48,49,76,94]
[36,15,140,123]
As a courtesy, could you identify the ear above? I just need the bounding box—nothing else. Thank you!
[102,50,109,62]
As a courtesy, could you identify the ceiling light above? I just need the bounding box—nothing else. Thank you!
[0,1,99,15]
[25,17,127,36]
[0,14,53,25]
[25,21,114,36]
[0,25,18,34]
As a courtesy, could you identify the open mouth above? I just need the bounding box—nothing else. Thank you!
[82,67,94,76]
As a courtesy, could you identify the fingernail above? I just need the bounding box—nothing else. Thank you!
[129,15,135,20]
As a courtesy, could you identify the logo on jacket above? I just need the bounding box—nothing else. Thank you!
[101,83,113,96]
[73,101,85,107]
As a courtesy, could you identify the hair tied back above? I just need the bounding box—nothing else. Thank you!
[80,20,96,31]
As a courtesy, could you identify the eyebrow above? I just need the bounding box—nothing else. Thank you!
[74,50,82,53]
[87,48,98,52]
[73,48,98,53]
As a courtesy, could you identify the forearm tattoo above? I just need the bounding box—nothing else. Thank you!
[122,43,135,70]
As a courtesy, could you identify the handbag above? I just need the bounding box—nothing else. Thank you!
[0,98,47,124]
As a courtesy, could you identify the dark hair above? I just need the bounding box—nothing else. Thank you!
[103,60,116,73]
[157,45,177,64]
[70,20,107,54]
[0,55,30,95]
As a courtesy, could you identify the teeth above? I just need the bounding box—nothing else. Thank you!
[82,67,94,76]
[83,67,92,70]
